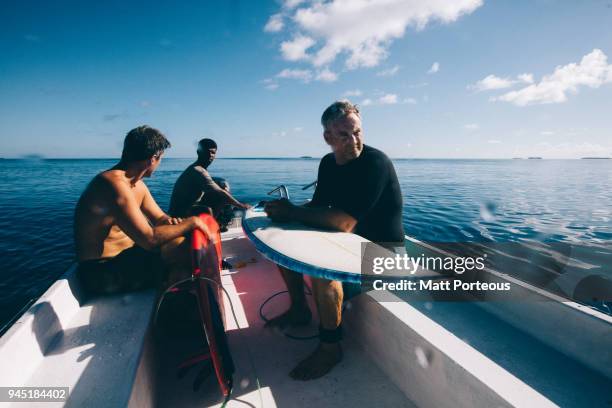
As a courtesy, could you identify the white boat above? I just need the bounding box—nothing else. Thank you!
[1,222,611,407]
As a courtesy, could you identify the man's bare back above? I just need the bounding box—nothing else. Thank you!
[75,170,151,261]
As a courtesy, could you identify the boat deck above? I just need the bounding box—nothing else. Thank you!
[1,226,611,407]
[156,228,415,407]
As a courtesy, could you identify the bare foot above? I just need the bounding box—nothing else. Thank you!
[289,342,343,381]
[264,306,312,329]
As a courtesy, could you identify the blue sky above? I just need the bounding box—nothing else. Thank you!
[1,0,611,159]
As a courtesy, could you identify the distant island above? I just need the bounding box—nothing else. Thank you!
[21,154,45,159]
[299,156,314,159]
[581,157,611,160]
[512,157,524,160]
[527,157,543,159]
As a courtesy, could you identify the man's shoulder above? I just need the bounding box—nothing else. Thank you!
[174,163,210,184]
[321,152,334,161]
[320,152,335,167]
[362,145,390,159]
[98,170,146,197]
[78,172,124,208]
[188,163,211,177]
[95,171,123,191]
[361,145,392,166]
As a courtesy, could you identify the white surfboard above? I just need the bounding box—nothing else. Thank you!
[242,208,441,283]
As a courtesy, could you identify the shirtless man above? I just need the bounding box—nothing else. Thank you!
[264,101,405,380]
[169,138,250,225]
[74,125,210,294]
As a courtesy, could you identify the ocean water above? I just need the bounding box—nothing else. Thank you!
[0,158,611,331]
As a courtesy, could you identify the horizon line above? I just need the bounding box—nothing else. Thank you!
[1,156,604,161]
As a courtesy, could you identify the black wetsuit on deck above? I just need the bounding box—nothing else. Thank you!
[311,145,405,245]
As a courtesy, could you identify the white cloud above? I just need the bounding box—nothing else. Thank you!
[281,35,316,61]
[264,13,284,32]
[517,73,534,84]
[427,62,440,74]
[377,65,400,77]
[266,67,337,86]
[294,127,303,132]
[464,123,480,130]
[272,130,288,137]
[316,67,338,82]
[344,89,362,97]
[276,68,313,82]
[359,93,414,106]
[495,49,612,106]
[469,73,534,91]
[267,67,336,86]
[262,78,279,90]
[487,139,501,144]
[469,75,517,91]
[284,0,306,9]
[379,94,398,104]
[267,0,482,69]
[540,130,555,136]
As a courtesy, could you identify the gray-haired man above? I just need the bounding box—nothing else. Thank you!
[265,100,405,380]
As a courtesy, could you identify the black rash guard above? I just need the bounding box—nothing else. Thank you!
[311,145,405,244]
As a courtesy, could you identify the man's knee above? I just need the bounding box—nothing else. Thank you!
[312,277,343,296]
[159,237,193,287]
[160,236,190,266]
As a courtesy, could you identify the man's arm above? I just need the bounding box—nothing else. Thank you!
[211,187,251,209]
[196,167,250,209]
[140,183,182,225]
[293,205,357,232]
[265,155,354,232]
[264,199,357,233]
[110,180,208,250]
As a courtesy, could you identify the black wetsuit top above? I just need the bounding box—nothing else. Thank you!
[311,145,405,244]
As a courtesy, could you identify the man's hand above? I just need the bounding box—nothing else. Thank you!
[157,216,183,226]
[264,198,296,222]
[191,216,213,237]
[238,202,253,210]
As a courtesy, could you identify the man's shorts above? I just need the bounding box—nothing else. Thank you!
[77,246,167,295]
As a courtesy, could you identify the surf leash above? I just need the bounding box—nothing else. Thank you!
[258,288,320,341]
[258,282,348,341]
[155,276,264,408]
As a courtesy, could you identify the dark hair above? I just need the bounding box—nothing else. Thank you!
[198,138,217,151]
[197,138,217,158]
[121,125,171,162]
